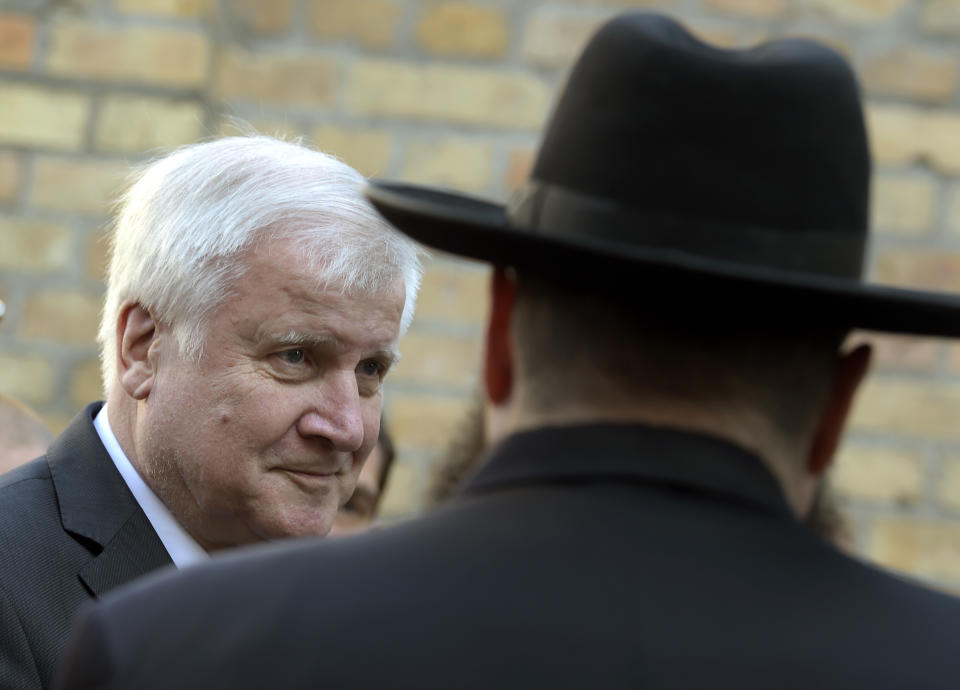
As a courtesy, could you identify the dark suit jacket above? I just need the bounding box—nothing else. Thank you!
[57,424,960,689]
[0,402,172,689]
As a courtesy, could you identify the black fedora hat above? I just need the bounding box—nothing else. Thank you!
[367,12,960,337]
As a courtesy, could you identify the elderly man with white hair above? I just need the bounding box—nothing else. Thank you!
[0,136,422,689]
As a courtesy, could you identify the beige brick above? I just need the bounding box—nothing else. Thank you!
[850,378,960,440]
[32,157,129,215]
[42,414,74,436]
[923,111,960,175]
[861,47,958,104]
[215,48,338,106]
[399,137,494,194]
[21,291,101,344]
[939,457,960,511]
[869,518,960,582]
[216,116,303,142]
[348,60,550,130]
[0,83,89,151]
[859,332,940,373]
[804,0,909,23]
[230,0,295,33]
[560,0,662,4]
[115,0,214,17]
[948,184,960,235]
[389,393,473,450]
[377,458,420,518]
[871,174,936,235]
[704,0,787,16]
[69,358,103,408]
[0,218,72,272]
[0,151,20,204]
[0,354,56,405]
[948,342,960,374]
[831,445,924,505]
[415,261,489,325]
[417,3,508,58]
[308,0,401,48]
[96,96,205,153]
[866,105,960,174]
[86,229,110,282]
[392,330,481,389]
[872,250,960,293]
[921,0,960,37]
[684,21,743,48]
[0,13,35,69]
[47,21,209,87]
[310,125,392,177]
[523,11,605,68]
[864,103,923,166]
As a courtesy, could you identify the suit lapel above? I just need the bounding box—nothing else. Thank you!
[47,402,174,598]
[79,508,173,598]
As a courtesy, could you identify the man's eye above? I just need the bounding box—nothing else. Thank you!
[357,360,383,378]
[277,348,306,365]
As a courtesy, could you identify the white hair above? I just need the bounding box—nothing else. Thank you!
[98,135,424,393]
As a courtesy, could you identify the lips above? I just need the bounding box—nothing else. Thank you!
[274,463,341,486]
[278,467,338,478]
[275,468,341,494]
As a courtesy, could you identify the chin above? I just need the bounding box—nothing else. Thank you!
[267,509,338,540]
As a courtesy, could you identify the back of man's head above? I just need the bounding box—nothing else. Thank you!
[0,394,53,474]
[98,135,424,396]
[510,274,847,487]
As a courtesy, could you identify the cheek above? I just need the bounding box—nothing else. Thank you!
[210,378,303,442]
[366,408,381,437]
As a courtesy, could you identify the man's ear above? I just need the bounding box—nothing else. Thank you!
[807,342,872,477]
[116,301,160,401]
[484,267,517,405]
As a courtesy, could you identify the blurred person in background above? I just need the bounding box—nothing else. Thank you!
[0,393,54,475]
[426,396,485,507]
[329,417,396,535]
[0,135,422,689]
[57,14,960,689]
[0,301,54,474]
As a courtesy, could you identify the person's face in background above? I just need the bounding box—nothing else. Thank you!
[329,442,386,536]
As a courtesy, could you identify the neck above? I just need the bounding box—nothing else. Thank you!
[106,387,139,469]
[494,397,813,518]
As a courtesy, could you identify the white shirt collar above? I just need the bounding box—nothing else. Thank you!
[93,404,209,569]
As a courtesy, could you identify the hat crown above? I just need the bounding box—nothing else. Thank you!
[527,13,870,273]
[367,12,960,338]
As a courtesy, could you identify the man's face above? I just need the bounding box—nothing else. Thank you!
[135,239,405,549]
[329,442,384,536]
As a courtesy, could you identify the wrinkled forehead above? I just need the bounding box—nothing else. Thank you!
[224,241,406,332]
[243,228,405,297]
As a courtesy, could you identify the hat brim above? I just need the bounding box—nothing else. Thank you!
[368,180,960,338]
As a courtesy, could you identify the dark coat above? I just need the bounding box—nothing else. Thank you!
[0,403,172,689]
[56,424,960,689]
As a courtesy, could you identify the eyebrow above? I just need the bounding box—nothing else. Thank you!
[275,330,401,370]
[274,331,338,348]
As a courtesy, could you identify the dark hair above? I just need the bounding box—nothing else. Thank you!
[512,274,846,445]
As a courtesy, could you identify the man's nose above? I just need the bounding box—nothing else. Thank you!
[296,371,365,452]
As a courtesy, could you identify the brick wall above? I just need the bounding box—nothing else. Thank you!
[2,0,960,589]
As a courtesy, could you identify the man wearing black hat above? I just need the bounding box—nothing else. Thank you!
[57,13,960,690]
